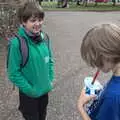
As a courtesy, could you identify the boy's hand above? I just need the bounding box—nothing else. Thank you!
[77,88,96,109]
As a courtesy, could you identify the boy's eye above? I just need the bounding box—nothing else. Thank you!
[29,18,43,22]
[29,18,36,22]
[39,18,43,22]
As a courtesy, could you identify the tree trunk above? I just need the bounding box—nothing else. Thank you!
[62,0,68,8]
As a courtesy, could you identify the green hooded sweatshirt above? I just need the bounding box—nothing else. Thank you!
[7,26,54,98]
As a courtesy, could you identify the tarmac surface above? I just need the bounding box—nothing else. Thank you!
[0,11,120,120]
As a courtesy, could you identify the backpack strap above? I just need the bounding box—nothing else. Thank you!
[14,34,29,68]
[13,32,49,67]
[11,34,28,90]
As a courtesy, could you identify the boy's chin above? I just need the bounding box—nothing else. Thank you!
[32,29,41,34]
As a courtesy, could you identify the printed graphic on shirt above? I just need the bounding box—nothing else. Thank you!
[86,84,106,119]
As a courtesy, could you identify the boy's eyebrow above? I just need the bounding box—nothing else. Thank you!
[29,17,43,22]
[31,14,43,18]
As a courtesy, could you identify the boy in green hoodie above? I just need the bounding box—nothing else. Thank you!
[7,1,54,120]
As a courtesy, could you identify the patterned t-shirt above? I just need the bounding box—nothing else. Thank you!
[86,76,120,120]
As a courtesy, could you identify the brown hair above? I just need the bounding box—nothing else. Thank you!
[81,23,120,68]
[18,1,44,23]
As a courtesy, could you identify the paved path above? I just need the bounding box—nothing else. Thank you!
[0,11,120,120]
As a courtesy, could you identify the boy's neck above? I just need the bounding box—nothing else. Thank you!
[113,63,120,76]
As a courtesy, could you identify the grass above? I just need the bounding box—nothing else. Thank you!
[41,2,120,11]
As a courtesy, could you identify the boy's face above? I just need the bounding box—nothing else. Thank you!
[23,17,44,34]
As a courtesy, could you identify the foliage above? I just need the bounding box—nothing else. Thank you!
[0,3,19,43]
[41,2,120,11]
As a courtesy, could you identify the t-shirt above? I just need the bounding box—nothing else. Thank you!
[89,76,120,120]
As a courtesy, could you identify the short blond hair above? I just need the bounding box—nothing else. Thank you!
[81,23,120,68]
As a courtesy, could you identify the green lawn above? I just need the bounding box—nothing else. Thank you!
[41,2,120,11]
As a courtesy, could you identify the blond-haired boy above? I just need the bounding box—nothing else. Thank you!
[78,23,120,120]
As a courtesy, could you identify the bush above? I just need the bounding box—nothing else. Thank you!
[0,3,19,44]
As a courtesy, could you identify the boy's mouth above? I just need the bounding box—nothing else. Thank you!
[33,26,41,32]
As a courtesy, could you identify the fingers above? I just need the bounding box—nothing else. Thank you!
[80,88,86,95]
[89,94,97,100]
